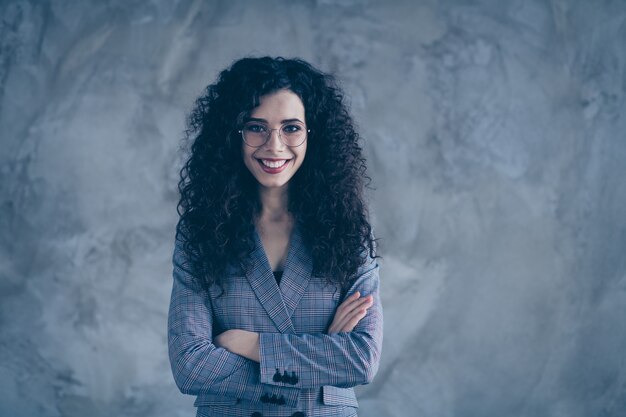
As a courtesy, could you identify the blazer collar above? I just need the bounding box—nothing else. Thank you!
[242,224,313,334]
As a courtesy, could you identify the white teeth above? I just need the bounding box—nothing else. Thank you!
[261,159,288,168]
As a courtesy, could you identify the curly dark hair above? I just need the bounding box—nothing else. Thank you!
[177,56,377,289]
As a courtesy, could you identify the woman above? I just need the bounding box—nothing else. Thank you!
[168,56,382,417]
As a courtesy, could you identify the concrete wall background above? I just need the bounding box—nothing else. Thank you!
[1,1,625,416]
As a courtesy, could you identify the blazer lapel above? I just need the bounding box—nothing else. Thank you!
[279,225,313,318]
[242,225,313,334]
[243,227,295,334]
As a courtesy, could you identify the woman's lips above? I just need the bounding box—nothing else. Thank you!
[257,158,291,174]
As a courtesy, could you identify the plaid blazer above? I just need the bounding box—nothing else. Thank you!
[168,225,383,417]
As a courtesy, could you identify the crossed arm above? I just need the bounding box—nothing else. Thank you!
[168,237,382,402]
[214,291,374,362]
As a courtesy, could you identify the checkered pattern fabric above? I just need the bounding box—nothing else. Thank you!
[168,225,383,417]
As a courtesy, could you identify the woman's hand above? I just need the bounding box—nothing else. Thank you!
[327,291,374,334]
[214,329,260,362]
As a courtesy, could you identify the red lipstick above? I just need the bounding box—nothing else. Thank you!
[257,158,291,174]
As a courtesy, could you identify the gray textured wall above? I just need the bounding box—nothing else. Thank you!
[1,1,625,416]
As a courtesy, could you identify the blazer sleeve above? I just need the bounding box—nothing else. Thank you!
[167,232,301,407]
[258,256,383,389]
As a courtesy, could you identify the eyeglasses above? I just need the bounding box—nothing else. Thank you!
[239,121,309,147]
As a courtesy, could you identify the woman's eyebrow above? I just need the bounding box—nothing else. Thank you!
[245,117,304,124]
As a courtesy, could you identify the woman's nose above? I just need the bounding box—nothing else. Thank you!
[264,129,285,150]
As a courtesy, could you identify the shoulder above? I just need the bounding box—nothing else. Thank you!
[355,250,379,278]
[356,227,379,275]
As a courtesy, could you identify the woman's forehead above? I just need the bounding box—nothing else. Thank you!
[251,89,305,121]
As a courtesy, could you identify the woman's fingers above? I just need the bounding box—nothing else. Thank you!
[335,297,372,332]
[336,296,372,327]
[337,293,371,316]
[339,307,369,332]
[329,293,363,332]
[328,293,373,334]
[335,291,361,314]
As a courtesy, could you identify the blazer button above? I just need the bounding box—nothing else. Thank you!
[291,412,305,417]
[282,370,290,383]
[260,394,270,403]
[290,371,299,385]
[251,413,263,417]
[273,369,282,382]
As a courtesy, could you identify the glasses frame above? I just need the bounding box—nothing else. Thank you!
[238,121,310,148]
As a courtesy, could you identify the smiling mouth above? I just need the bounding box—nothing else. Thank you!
[258,159,289,168]
[256,158,292,173]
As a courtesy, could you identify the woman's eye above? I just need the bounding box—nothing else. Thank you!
[282,124,302,134]
[245,124,266,133]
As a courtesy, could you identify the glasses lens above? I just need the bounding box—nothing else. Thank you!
[280,122,307,146]
[242,123,268,147]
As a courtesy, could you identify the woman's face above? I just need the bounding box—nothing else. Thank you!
[241,89,308,191]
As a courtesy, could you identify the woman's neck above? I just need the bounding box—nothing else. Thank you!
[258,185,290,223]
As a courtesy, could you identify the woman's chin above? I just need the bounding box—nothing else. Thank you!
[256,178,290,190]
